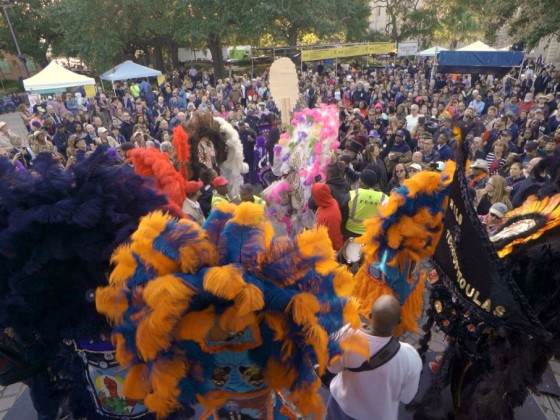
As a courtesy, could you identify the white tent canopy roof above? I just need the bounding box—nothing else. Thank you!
[417,46,449,57]
[100,61,162,82]
[23,62,95,93]
[457,41,497,52]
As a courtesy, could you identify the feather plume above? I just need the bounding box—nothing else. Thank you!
[144,357,186,416]
[123,363,151,400]
[128,148,186,207]
[176,306,216,343]
[172,124,191,180]
[202,265,246,300]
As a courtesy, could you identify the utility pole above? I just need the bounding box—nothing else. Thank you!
[0,3,29,77]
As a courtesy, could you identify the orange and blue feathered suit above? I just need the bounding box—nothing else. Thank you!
[96,202,364,419]
[353,162,455,336]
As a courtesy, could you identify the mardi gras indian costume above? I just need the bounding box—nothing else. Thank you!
[414,150,560,418]
[352,162,455,336]
[0,150,183,419]
[96,201,366,419]
[264,105,339,234]
[183,112,248,198]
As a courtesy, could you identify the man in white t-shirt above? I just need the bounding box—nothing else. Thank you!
[405,104,420,133]
[326,295,423,420]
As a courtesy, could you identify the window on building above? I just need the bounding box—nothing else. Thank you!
[27,58,36,72]
[0,58,9,73]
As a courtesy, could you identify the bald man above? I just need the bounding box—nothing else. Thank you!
[326,295,422,420]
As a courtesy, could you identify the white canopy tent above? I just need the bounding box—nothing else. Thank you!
[417,46,448,57]
[23,62,95,94]
[100,61,162,82]
[457,41,497,52]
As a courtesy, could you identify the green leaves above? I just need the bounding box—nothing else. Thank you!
[479,0,560,48]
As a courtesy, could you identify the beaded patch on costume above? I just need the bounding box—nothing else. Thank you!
[73,340,149,419]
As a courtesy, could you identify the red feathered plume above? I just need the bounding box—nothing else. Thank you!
[128,148,186,208]
[172,124,191,180]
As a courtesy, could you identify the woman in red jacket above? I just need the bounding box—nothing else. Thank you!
[311,182,343,251]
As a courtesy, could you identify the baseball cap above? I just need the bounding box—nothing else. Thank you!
[489,202,507,219]
[98,127,108,134]
[0,121,7,129]
[185,180,203,194]
[396,130,405,137]
[368,130,379,138]
[212,176,229,187]
[360,169,378,188]
[409,163,422,172]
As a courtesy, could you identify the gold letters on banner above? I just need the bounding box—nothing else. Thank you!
[445,199,506,318]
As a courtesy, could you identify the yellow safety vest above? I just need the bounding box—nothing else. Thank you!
[345,188,387,235]
[211,194,229,208]
[130,84,140,98]
[232,195,266,208]
[252,195,266,208]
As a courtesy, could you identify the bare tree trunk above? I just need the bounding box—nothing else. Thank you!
[288,25,298,48]
[169,40,180,69]
[152,44,165,71]
[208,33,224,79]
[390,11,399,42]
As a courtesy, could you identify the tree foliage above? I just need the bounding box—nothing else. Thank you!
[479,0,560,48]
[0,0,61,65]
[425,0,483,49]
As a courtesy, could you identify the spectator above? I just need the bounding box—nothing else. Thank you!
[345,170,388,238]
[506,161,526,193]
[384,130,412,174]
[387,163,410,192]
[486,140,508,175]
[421,136,441,164]
[182,180,206,225]
[479,202,508,235]
[311,182,343,251]
[211,176,230,208]
[476,174,512,215]
[52,124,69,157]
[326,295,422,420]
[512,157,544,207]
[468,159,489,190]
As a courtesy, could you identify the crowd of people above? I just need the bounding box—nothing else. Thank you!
[0,59,559,244]
[0,57,558,419]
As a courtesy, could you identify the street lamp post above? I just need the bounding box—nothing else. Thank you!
[1,4,29,77]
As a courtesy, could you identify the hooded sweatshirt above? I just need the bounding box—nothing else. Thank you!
[311,183,343,250]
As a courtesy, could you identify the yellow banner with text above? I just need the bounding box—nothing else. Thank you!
[301,43,396,61]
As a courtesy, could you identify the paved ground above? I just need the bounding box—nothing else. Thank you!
[0,383,26,419]
[0,111,29,141]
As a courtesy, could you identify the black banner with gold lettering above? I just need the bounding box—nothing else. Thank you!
[431,165,544,335]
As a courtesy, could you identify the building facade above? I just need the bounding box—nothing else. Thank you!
[0,51,40,82]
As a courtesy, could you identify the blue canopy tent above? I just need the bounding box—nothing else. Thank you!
[437,51,524,76]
